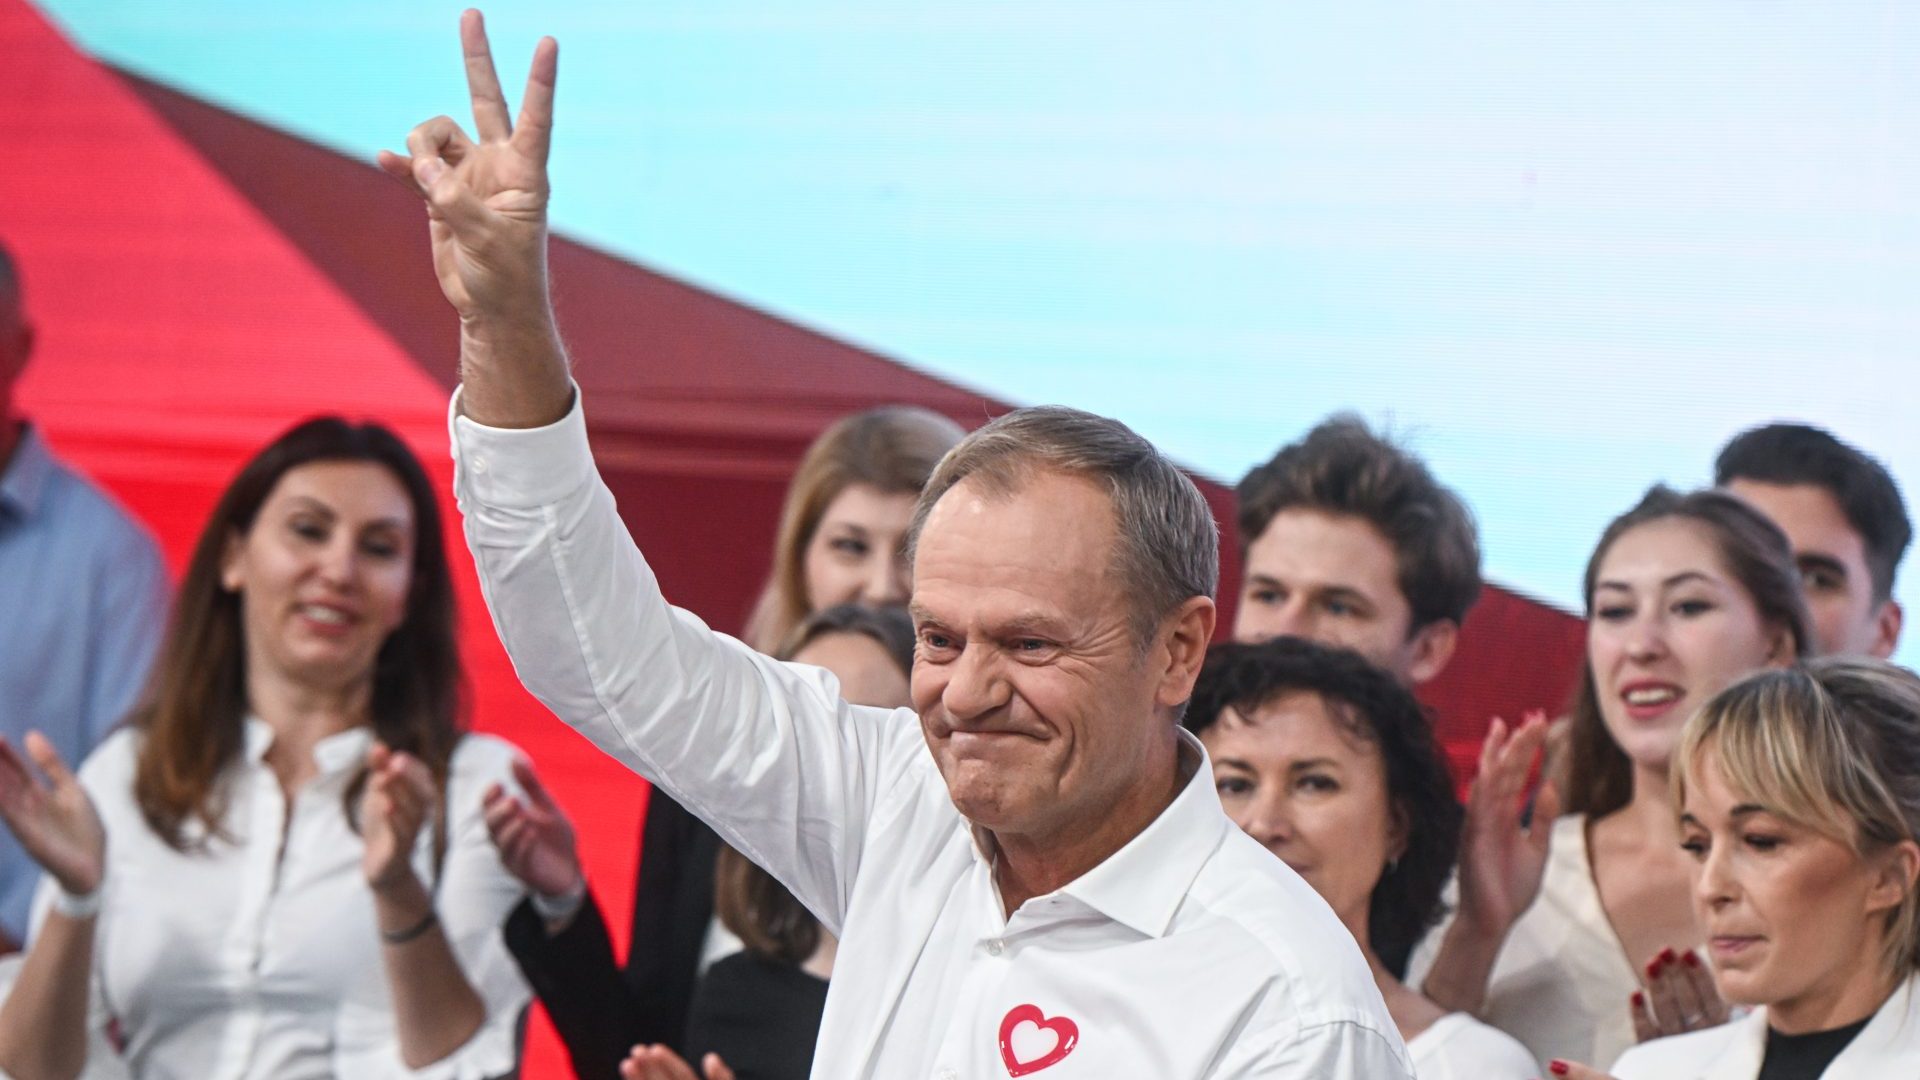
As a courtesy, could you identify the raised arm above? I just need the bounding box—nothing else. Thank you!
[387,11,918,932]
[1420,713,1561,1013]
[376,9,570,429]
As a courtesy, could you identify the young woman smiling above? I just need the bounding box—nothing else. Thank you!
[1556,657,1920,1078]
[0,419,531,1079]
[1415,487,1811,1068]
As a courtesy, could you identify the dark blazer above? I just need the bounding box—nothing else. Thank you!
[503,792,721,1080]
[683,951,828,1080]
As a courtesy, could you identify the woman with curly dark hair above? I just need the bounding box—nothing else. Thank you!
[1185,637,1534,1078]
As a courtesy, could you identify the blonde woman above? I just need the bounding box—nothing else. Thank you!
[1554,657,1920,1078]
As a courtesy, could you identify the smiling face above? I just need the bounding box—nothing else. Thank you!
[802,482,919,612]
[1588,519,1791,772]
[1233,509,1454,685]
[911,469,1195,850]
[1681,749,1917,1030]
[221,460,416,693]
[1198,690,1400,934]
[1725,479,1900,659]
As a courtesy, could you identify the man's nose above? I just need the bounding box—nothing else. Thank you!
[941,644,1010,722]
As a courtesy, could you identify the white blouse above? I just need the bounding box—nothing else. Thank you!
[1611,974,1920,1078]
[1407,1012,1538,1079]
[1409,814,1641,1069]
[25,721,531,1080]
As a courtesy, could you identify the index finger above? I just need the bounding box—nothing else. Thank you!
[461,9,514,142]
[511,35,559,165]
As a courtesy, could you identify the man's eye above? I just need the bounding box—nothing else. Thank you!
[1248,588,1282,606]
[1803,568,1844,592]
[1015,639,1047,653]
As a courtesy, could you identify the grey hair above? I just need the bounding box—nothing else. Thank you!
[905,405,1219,644]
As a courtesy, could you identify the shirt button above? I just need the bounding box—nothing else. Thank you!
[470,456,490,474]
[986,939,1004,956]
[938,1070,958,1080]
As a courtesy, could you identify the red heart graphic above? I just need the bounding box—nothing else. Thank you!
[998,1003,1080,1077]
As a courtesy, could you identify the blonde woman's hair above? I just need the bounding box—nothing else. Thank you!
[742,406,964,651]
[1675,657,1920,976]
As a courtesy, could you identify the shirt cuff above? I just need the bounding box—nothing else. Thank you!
[447,382,594,510]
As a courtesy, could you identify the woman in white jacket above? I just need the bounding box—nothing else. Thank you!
[1555,657,1920,1080]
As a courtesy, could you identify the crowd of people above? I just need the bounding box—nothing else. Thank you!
[0,10,1917,1080]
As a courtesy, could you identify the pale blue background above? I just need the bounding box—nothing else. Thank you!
[35,1,1920,663]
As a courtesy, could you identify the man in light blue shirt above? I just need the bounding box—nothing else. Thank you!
[0,242,169,949]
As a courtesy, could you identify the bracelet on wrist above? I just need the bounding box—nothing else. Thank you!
[380,908,439,946]
[529,874,587,924]
[52,880,103,920]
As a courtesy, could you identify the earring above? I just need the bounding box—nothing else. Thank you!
[1386,857,1400,875]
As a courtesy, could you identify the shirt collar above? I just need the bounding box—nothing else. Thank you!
[0,425,54,522]
[970,729,1228,940]
[242,717,376,774]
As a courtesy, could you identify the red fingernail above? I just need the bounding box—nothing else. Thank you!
[1549,1062,1571,1077]
[1659,947,1677,964]
[1631,990,1645,1007]
[1682,949,1700,968]
[1647,957,1663,978]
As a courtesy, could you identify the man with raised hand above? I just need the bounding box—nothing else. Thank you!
[383,13,1408,1078]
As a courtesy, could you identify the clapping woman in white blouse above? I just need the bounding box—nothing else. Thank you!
[1555,657,1920,1079]
[1183,636,1538,1079]
[0,418,530,1079]
[1415,487,1810,1069]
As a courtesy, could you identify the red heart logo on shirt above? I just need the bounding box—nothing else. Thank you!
[999,1003,1079,1077]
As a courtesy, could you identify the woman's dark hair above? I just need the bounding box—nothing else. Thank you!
[1183,637,1461,979]
[716,603,914,964]
[1563,485,1812,818]
[775,602,916,679]
[131,417,462,849]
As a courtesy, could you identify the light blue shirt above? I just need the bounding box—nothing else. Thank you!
[0,425,168,943]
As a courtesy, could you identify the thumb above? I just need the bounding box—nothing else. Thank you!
[24,732,76,788]
[512,756,558,811]
[703,1054,736,1080]
[1532,779,1564,845]
[1549,1061,1618,1080]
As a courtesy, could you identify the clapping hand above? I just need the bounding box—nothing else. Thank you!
[361,742,438,893]
[620,1045,736,1080]
[481,757,583,900]
[1456,711,1562,936]
[0,733,104,899]
[1633,946,1731,1041]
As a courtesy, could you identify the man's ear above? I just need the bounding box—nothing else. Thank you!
[1871,599,1903,660]
[1403,619,1460,686]
[1155,596,1217,710]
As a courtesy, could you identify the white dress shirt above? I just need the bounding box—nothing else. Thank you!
[449,388,1412,1080]
[1610,974,1920,1079]
[1406,1012,1538,1079]
[1408,814,1639,1069]
[24,722,531,1080]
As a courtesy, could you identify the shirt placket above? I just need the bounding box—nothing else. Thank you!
[211,761,286,1078]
